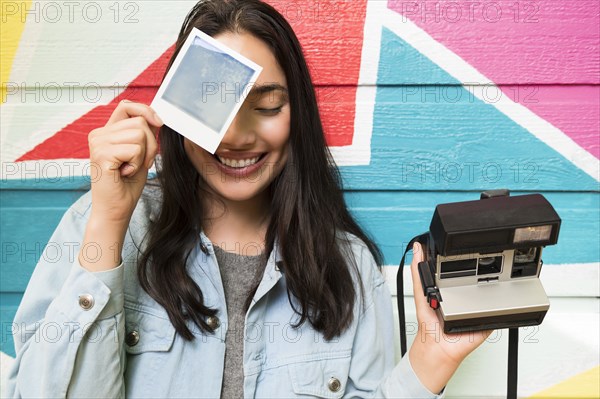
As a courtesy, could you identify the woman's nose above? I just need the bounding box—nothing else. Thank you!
[219,111,255,149]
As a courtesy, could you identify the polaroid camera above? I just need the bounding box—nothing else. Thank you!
[417,190,561,333]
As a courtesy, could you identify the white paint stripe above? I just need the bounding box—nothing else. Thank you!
[384,262,600,298]
[3,2,191,163]
[2,17,50,161]
[379,10,600,182]
[1,159,90,181]
[330,0,386,166]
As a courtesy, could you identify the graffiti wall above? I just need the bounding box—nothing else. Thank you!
[1,0,598,396]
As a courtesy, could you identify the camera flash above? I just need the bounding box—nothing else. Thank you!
[513,225,552,243]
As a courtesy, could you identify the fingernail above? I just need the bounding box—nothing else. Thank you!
[147,159,155,169]
[122,164,135,175]
[154,113,163,125]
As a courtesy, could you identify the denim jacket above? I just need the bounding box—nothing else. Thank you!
[6,188,442,398]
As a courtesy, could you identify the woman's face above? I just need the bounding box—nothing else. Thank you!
[184,31,290,204]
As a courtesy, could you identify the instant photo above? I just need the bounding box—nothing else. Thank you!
[152,28,263,153]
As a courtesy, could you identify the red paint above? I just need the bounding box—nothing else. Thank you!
[17,47,175,161]
[276,0,368,146]
[18,1,368,161]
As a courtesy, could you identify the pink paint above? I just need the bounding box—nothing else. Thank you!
[388,0,600,84]
[389,0,600,159]
[501,85,599,158]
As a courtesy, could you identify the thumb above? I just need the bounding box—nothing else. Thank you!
[410,242,425,297]
[410,242,436,320]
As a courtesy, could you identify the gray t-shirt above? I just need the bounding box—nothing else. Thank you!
[213,245,266,399]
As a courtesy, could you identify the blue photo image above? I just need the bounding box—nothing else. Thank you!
[162,37,255,132]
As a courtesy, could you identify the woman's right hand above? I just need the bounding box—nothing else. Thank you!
[89,100,162,223]
[80,101,163,271]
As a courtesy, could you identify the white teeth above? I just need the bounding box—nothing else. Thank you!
[217,156,260,168]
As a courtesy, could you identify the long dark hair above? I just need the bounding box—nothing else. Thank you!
[138,0,383,341]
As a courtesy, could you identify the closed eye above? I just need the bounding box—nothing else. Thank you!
[255,106,283,115]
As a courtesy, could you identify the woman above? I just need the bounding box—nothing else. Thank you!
[6,1,489,397]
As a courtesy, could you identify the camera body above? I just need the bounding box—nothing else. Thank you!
[418,192,561,333]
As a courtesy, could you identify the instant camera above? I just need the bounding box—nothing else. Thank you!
[417,191,561,333]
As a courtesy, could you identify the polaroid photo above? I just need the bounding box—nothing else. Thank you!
[151,27,263,153]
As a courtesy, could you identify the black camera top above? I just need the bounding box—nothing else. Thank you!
[430,193,561,256]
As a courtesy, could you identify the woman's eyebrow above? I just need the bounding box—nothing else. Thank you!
[250,83,288,96]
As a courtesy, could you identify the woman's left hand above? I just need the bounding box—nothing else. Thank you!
[408,242,492,394]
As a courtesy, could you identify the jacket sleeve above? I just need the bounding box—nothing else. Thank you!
[4,192,126,398]
[345,242,444,398]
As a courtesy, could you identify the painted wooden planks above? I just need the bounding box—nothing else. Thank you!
[388,0,600,85]
[5,1,598,86]
[1,189,597,294]
[3,83,598,189]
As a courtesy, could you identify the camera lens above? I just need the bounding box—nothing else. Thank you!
[477,256,502,275]
[479,257,495,266]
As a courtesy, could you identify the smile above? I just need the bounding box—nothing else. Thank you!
[216,155,261,168]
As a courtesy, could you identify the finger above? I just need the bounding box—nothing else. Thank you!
[410,242,437,321]
[107,100,163,127]
[105,115,153,133]
[410,242,424,297]
[144,125,159,170]
[103,127,149,146]
[101,119,158,170]
[94,144,146,178]
[112,118,158,169]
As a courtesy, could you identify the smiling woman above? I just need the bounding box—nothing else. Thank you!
[184,32,291,206]
[5,1,490,398]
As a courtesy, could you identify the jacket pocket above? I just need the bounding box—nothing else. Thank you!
[288,353,351,398]
[123,303,176,355]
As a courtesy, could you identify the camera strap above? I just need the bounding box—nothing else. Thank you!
[396,236,519,399]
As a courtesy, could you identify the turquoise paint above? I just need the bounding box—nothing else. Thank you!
[0,188,598,358]
[377,28,458,85]
[0,294,21,358]
[340,28,599,191]
[1,190,87,292]
[345,191,600,266]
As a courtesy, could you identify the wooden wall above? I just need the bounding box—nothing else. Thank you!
[1,1,598,397]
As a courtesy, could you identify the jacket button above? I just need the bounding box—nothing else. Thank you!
[78,294,94,310]
[126,330,140,347]
[328,377,342,392]
[207,316,220,330]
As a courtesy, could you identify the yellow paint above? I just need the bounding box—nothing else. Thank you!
[529,366,600,399]
[1,0,32,103]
